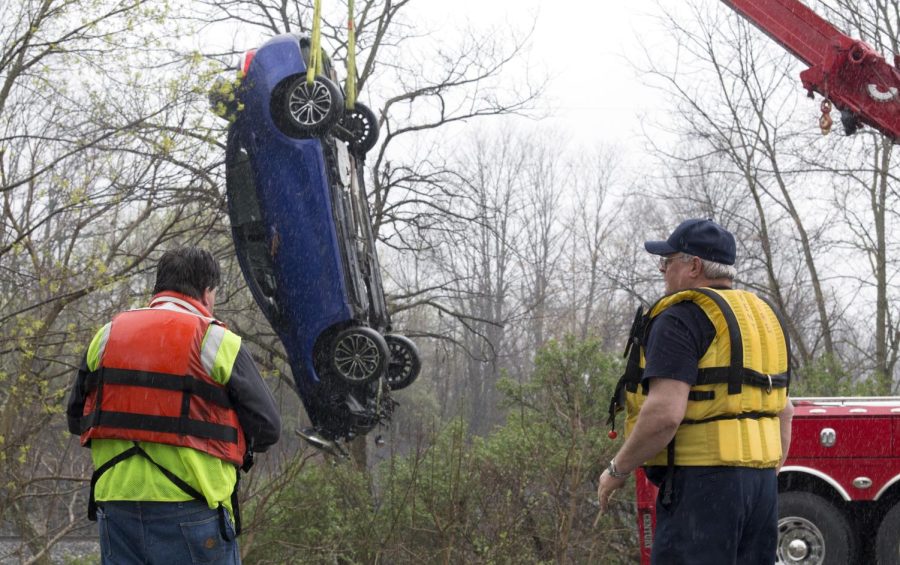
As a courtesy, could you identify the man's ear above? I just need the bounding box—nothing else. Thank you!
[689,256,704,277]
[200,287,214,309]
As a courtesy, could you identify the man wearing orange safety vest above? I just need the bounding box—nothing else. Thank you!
[67,247,281,564]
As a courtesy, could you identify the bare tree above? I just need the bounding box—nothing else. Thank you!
[518,132,567,354]
[640,1,840,367]
[445,131,525,434]
[805,0,900,392]
[562,147,626,344]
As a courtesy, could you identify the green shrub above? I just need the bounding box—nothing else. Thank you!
[790,355,882,397]
[242,336,638,564]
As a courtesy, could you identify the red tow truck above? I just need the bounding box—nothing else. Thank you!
[636,398,900,564]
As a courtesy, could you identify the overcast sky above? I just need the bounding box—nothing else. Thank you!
[405,0,866,165]
[408,0,688,154]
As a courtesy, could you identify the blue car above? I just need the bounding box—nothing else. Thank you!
[212,34,420,448]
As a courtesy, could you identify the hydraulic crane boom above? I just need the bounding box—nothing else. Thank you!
[721,0,900,140]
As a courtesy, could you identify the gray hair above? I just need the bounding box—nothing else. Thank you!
[696,256,736,280]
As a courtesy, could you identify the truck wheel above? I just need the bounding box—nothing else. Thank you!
[777,492,856,565]
[876,501,900,564]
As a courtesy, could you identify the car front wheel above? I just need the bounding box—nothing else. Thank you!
[275,75,343,137]
[776,491,856,565]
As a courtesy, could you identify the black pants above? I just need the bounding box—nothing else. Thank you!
[645,466,778,565]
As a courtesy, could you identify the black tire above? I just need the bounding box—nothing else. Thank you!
[275,75,343,137]
[876,501,900,565]
[776,491,856,565]
[384,334,421,390]
[330,326,389,385]
[336,102,379,156]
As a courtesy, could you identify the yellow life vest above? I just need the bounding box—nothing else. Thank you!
[616,288,790,468]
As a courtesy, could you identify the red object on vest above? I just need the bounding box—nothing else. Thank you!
[80,292,246,466]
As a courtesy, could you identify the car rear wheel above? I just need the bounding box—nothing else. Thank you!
[276,75,343,137]
[776,492,856,565]
[876,501,900,565]
[384,334,421,390]
[330,326,389,385]
[335,102,379,156]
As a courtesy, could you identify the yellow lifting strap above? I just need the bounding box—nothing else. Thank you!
[306,0,324,85]
[305,0,358,108]
[345,0,357,109]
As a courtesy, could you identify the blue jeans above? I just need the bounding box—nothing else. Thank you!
[97,500,240,565]
[645,466,778,565]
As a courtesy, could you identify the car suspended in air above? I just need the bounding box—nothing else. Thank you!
[210,33,421,454]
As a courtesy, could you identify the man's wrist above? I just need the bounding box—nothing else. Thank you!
[608,458,631,479]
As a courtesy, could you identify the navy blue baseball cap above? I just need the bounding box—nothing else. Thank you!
[644,218,736,265]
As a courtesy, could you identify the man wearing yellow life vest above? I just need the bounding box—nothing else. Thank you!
[66,247,281,564]
[598,219,794,564]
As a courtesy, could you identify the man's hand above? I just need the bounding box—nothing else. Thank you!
[597,468,628,514]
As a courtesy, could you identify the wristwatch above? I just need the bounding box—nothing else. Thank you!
[607,458,631,479]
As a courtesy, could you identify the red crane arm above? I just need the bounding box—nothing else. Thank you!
[721,0,900,140]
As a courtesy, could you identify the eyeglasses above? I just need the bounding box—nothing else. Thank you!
[658,254,692,271]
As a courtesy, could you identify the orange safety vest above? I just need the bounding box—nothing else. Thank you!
[80,292,246,466]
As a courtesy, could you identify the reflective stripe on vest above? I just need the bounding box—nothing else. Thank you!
[202,324,228,377]
[623,288,790,468]
[80,295,246,466]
